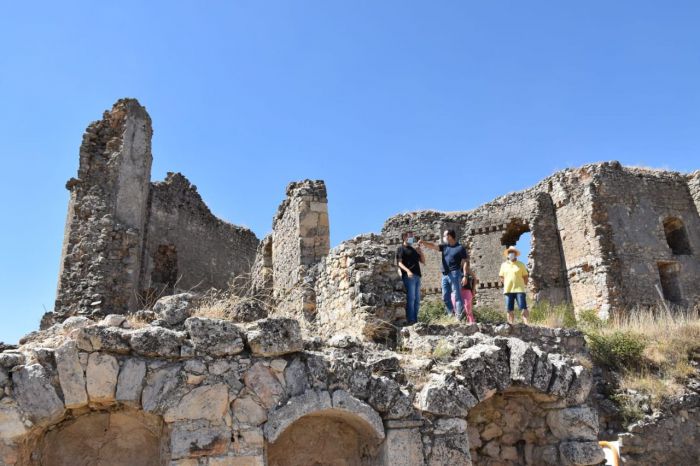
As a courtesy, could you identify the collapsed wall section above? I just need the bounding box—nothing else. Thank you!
[140,173,259,301]
[54,99,153,320]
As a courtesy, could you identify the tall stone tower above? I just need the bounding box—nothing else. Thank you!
[54,99,153,320]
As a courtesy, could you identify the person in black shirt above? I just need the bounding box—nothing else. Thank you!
[396,230,425,324]
[420,229,470,320]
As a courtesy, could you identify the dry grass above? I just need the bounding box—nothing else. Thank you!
[581,306,700,420]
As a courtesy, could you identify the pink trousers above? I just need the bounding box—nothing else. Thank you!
[452,288,475,323]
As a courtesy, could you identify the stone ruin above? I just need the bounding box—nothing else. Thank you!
[1,98,699,465]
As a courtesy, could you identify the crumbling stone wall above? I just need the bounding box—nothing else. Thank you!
[314,234,405,341]
[140,172,258,299]
[0,302,602,466]
[53,99,258,324]
[55,99,153,320]
[271,180,330,301]
[618,394,700,465]
[381,162,700,315]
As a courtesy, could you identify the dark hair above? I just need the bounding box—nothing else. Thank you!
[446,229,457,240]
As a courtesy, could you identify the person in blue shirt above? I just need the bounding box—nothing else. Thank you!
[420,229,470,320]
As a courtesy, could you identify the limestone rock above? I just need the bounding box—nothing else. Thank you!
[559,441,606,465]
[86,352,119,403]
[507,337,537,385]
[229,300,268,323]
[142,363,182,413]
[452,343,510,401]
[233,396,268,426]
[547,406,598,441]
[54,340,88,408]
[283,358,308,397]
[0,352,25,370]
[185,317,245,356]
[130,326,184,357]
[12,364,64,425]
[74,325,131,353]
[116,358,147,405]
[418,373,477,417]
[367,376,400,413]
[0,400,28,441]
[332,390,385,440]
[246,318,303,357]
[153,293,195,326]
[170,420,231,459]
[264,389,332,442]
[244,362,284,409]
[164,383,228,422]
[428,434,471,466]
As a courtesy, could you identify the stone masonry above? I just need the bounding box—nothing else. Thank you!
[24,99,700,465]
[52,99,258,326]
[382,162,700,316]
[0,296,603,466]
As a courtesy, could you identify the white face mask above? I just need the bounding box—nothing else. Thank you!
[508,252,516,261]
[407,237,415,245]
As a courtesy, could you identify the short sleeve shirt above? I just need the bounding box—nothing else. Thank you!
[499,260,529,293]
[439,243,468,273]
[396,245,422,278]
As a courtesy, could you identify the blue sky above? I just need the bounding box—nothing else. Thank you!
[1,1,699,343]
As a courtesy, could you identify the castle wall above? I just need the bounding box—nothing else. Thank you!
[596,165,700,309]
[140,173,259,300]
[53,99,259,324]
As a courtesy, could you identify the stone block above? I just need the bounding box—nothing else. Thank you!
[12,364,64,425]
[246,318,303,357]
[185,318,245,356]
[244,362,284,409]
[86,352,119,403]
[55,340,88,408]
[154,293,195,326]
[169,420,231,459]
[164,383,229,422]
[382,427,425,466]
[547,406,598,440]
[233,396,268,426]
[116,358,147,405]
[559,441,606,465]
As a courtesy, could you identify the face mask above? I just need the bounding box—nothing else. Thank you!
[407,237,415,245]
[508,252,516,261]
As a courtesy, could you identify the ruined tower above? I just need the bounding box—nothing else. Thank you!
[54,99,153,320]
[52,99,259,325]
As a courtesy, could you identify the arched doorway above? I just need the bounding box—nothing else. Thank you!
[265,390,384,466]
[37,409,163,466]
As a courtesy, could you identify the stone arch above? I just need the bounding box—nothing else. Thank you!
[36,408,164,466]
[663,217,692,255]
[418,338,602,466]
[264,390,385,466]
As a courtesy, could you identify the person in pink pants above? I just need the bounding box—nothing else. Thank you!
[452,270,477,324]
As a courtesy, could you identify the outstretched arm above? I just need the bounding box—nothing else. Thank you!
[419,240,439,251]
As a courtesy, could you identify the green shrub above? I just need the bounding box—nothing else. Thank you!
[577,308,604,331]
[473,307,507,324]
[529,301,577,328]
[419,298,449,324]
[586,330,647,370]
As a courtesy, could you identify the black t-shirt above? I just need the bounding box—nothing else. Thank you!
[396,245,422,278]
[439,243,468,273]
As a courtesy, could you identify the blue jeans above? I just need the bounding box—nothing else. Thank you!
[402,275,421,323]
[505,292,528,312]
[441,270,465,319]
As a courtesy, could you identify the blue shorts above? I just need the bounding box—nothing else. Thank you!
[505,292,527,312]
